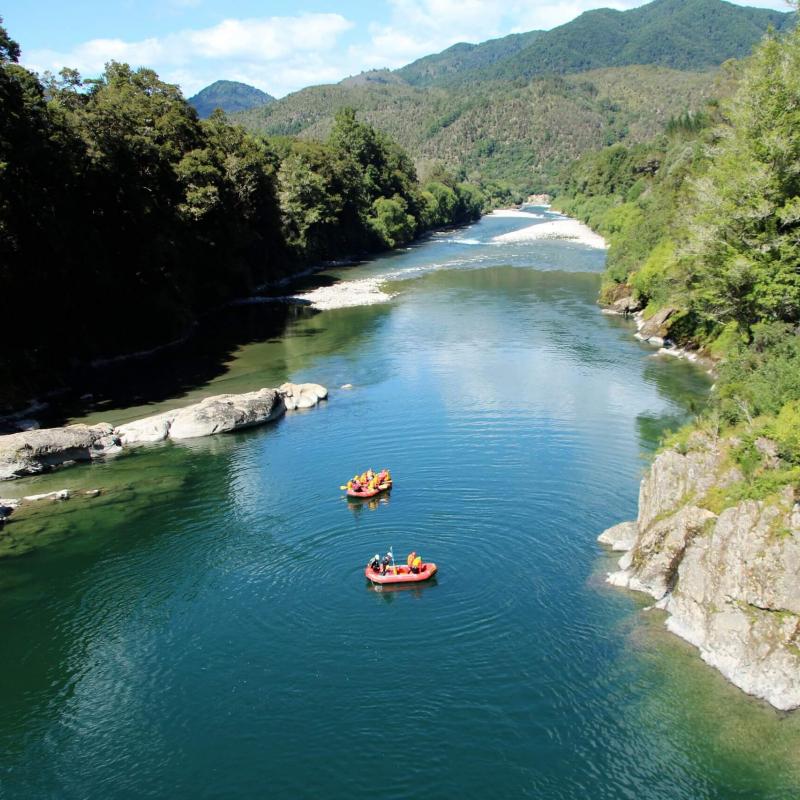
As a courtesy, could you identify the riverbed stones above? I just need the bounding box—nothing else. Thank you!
[0,423,121,481]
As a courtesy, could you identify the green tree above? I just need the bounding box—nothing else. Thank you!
[682,26,800,330]
[368,195,416,247]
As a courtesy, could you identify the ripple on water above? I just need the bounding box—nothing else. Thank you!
[3,214,793,800]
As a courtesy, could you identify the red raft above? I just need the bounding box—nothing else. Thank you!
[347,482,392,499]
[365,562,437,585]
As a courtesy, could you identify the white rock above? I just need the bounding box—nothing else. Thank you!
[116,411,176,445]
[0,423,119,481]
[278,383,328,411]
[597,520,638,551]
[23,489,70,502]
[168,389,284,440]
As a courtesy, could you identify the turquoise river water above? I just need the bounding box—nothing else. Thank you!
[1,208,799,799]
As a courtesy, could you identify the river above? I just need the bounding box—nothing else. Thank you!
[1,208,798,799]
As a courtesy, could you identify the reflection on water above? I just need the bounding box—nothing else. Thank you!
[1,209,796,800]
[346,492,392,515]
[367,577,439,599]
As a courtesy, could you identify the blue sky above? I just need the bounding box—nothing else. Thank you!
[3,0,792,98]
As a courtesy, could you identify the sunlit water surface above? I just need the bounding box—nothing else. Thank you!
[2,210,798,799]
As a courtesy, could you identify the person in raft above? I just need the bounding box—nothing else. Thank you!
[347,469,392,493]
[369,554,381,572]
[406,551,422,574]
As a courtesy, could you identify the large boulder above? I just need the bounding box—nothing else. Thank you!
[115,388,287,443]
[169,389,284,439]
[116,411,176,445]
[0,423,121,481]
[597,520,638,551]
[278,383,328,411]
[638,306,676,340]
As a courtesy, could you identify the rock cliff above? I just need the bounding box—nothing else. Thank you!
[600,433,800,711]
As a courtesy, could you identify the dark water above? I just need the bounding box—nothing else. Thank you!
[1,210,798,799]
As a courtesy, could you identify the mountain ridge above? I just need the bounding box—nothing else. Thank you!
[234,0,792,192]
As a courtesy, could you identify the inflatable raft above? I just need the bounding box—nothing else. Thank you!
[347,482,392,499]
[365,562,437,585]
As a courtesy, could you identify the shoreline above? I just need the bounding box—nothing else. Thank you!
[0,219,483,430]
[0,383,328,529]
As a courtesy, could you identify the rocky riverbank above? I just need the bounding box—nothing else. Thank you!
[599,432,800,711]
[0,382,326,523]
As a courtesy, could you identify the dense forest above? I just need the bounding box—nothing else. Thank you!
[554,17,800,507]
[237,65,724,196]
[0,20,482,410]
[237,0,792,193]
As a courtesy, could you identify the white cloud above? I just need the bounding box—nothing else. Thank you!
[20,0,793,98]
[24,13,354,96]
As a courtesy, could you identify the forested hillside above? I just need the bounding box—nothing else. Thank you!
[188,80,275,118]
[482,0,793,81]
[0,21,481,410]
[554,19,800,505]
[238,65,725,193]
[237,0,792,192]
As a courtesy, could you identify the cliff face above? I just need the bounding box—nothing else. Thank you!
[601,433,800,711]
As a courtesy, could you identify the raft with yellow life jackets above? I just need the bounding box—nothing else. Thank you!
[344,468,392,498]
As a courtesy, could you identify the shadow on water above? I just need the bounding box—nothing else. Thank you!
[31,303,300,428]
[30,295,392,428]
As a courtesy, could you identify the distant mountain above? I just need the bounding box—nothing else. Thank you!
[480,0,795,82]
[395,30,543,87]
[189,80,275,118]
[235,0,795,191]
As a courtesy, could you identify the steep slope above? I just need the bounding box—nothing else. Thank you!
[189,80,274,118]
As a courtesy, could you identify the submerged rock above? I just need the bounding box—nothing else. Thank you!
[0,424,121,481]
[600,438,800,710]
